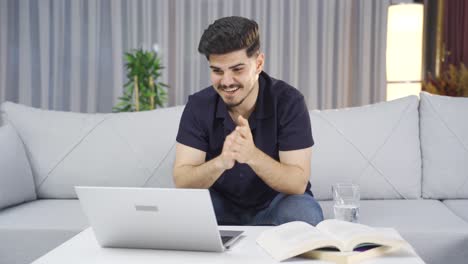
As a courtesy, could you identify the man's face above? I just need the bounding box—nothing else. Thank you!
[209,49,263,108]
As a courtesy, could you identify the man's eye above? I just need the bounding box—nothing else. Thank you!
[212,69,223,74]
[233,68,243,72]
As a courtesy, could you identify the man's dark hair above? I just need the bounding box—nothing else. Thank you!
[198,16,260,59]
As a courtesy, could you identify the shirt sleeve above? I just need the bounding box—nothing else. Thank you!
[277,90,314,151]
[176,96,209,152]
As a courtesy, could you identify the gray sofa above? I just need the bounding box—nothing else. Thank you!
[0,92,467,264]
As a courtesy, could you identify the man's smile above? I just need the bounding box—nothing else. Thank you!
[220,85,242,96]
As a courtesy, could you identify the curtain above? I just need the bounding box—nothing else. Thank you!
[0,0,391,113]
[443,0,468,70]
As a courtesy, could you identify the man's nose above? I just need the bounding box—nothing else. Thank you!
[220,72,235,87]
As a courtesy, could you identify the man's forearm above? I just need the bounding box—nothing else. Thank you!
[248,148,308,195]
[174,156,225,189]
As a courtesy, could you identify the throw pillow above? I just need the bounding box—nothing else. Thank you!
[0,124,37,209]
[1,102,182,199]
[420,92,468,199]
[309,96,421,200]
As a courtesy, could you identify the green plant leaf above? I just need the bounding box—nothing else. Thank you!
[115,48,170,111]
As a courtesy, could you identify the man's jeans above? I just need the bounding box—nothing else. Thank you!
[209,190,324,226]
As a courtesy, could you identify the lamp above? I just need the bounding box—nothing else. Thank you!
[386,3,424,101]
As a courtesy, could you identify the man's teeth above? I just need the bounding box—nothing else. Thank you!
[224,87,239,92]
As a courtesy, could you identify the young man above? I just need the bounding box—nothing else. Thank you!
[173,16,323,226]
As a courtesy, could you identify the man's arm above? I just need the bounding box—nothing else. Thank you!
[173,131,239,189]
[230,116,311,195]
[249,148,311,195]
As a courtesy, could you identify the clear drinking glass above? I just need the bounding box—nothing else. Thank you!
[332,183,360,223]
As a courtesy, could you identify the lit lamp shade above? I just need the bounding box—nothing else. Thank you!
[386,4,424,101]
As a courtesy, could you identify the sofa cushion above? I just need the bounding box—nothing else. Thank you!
[0,199,88,264]
[420,92,468,199]
[319,199,468,229]
[310,96,421,200]
[1,102,182,199]
[443,199,468,222]
[319,199,468,264]
[0,124,36,210]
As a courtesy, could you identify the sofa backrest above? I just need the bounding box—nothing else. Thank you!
[309,96,422,200]
[1,102,183,199]
[420,92,468,199]
[1,95,425,201]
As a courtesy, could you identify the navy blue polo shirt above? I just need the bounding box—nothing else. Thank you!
[176,71,314,209]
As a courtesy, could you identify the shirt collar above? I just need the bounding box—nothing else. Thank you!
[253,71,273,120]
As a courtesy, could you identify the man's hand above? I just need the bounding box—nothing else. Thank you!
[231,115,259,164]
[217,115,258,169]
[217,131,237,170]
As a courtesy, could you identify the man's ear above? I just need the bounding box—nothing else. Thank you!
[256,53,265,74]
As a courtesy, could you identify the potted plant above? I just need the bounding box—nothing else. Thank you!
[113,45,169,112]
[422,63,468,97]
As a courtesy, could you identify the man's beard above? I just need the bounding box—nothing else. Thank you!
[218,84,247,108]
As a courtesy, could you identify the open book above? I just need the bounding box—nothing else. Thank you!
[256,219,407,263]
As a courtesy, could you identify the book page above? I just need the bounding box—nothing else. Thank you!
[316,219,404,251]
[256,221,343,261]
[317,219,376,240]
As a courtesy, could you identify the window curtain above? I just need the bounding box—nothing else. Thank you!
[0,0,391,113]
[443,0,468,70]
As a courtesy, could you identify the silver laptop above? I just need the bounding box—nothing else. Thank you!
[75,186,243,252]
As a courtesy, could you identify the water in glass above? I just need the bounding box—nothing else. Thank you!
[333,203,359,223]
[332,183,360,223]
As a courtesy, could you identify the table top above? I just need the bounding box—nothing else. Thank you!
[32,226,425,264]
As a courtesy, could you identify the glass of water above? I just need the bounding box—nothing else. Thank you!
[332,183,360,223]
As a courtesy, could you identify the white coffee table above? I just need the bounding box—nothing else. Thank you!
[32,226,425,264]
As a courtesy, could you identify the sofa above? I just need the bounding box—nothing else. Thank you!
[0,92,467,264]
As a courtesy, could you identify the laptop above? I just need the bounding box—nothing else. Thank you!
[75,186,243,252]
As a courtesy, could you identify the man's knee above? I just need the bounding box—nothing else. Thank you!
[273,194,324,226]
